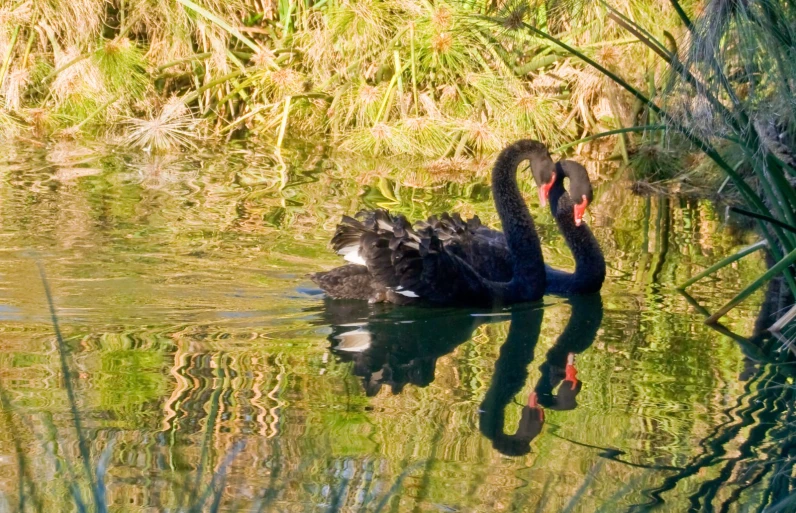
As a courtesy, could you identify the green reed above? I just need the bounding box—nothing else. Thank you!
[0,0,674,155]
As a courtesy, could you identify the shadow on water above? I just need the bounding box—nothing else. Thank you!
[311,298,490,396]
[313,296,604,457]
[4,145,796,511]
[478,304,546,457]
[478,297,603,457]
[628,352,796,512]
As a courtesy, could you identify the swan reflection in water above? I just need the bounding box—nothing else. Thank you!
[312,295,603,456]
[313,299,485,395]
[479,296,603,456]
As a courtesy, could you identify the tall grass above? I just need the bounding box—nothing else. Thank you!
[0,0,670,155]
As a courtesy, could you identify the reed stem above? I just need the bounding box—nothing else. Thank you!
[678,241,768,290]
[410,24,419,117]
[276,95,292,148]
[0,25,20,89]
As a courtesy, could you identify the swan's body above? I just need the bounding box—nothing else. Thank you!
[312,141,606,305]
[411,160,606,294]
[312,140,555,306]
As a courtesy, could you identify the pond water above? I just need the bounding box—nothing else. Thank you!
[0,141,787,512]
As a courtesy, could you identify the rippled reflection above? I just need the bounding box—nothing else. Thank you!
[480,296,602,457]
[318,296,604,458]
[0,143,790,512]
[316,300,486,395]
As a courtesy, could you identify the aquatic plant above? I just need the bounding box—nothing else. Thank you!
[0,0,671,156]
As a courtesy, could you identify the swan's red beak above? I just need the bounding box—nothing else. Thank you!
[573,195,589,227]
[538,173,556,207]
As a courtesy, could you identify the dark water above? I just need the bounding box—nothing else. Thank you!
[0,142,787,512]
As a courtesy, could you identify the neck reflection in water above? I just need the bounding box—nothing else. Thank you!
[479,296,603,456]
[313,295,604,456]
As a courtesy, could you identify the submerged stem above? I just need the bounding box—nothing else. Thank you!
[678,240,768,290]
[276,95,292,147]
[37,262,104,511]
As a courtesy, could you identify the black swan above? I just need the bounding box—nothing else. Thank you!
[428,158,605,293]
[311,139,557,306]
[544,160,606,294]
[312,144,605,305]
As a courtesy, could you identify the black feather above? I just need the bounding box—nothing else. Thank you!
[312,141,604,306]
[311,264,382,300]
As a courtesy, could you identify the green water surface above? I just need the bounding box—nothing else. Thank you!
[0,142,784,512]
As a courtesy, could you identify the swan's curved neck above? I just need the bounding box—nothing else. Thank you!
[478,307,544,455]
[548,163,605,294]
[491,147,547,300]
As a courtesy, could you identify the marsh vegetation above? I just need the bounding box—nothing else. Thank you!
[0,0,688,154]
[2,0,796,510]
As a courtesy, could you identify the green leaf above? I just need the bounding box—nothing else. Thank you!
[678,240,768,290]
[552,125,668,153]
[706,245,796,324]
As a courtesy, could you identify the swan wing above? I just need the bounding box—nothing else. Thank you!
[384,227,498,305]
[310,264,381,300]
[323,209,512,305]
[329,209,412,280]
[415,213,514,282]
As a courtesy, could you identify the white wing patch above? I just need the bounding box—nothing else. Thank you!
[337,245,367,266]
[343,251,366,266]
[334,328,371,352]
[394,287,419,298]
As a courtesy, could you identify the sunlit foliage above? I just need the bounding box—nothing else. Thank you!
[0,0,682,157]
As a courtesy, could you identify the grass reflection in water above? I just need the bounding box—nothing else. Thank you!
[0,144,793,511]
